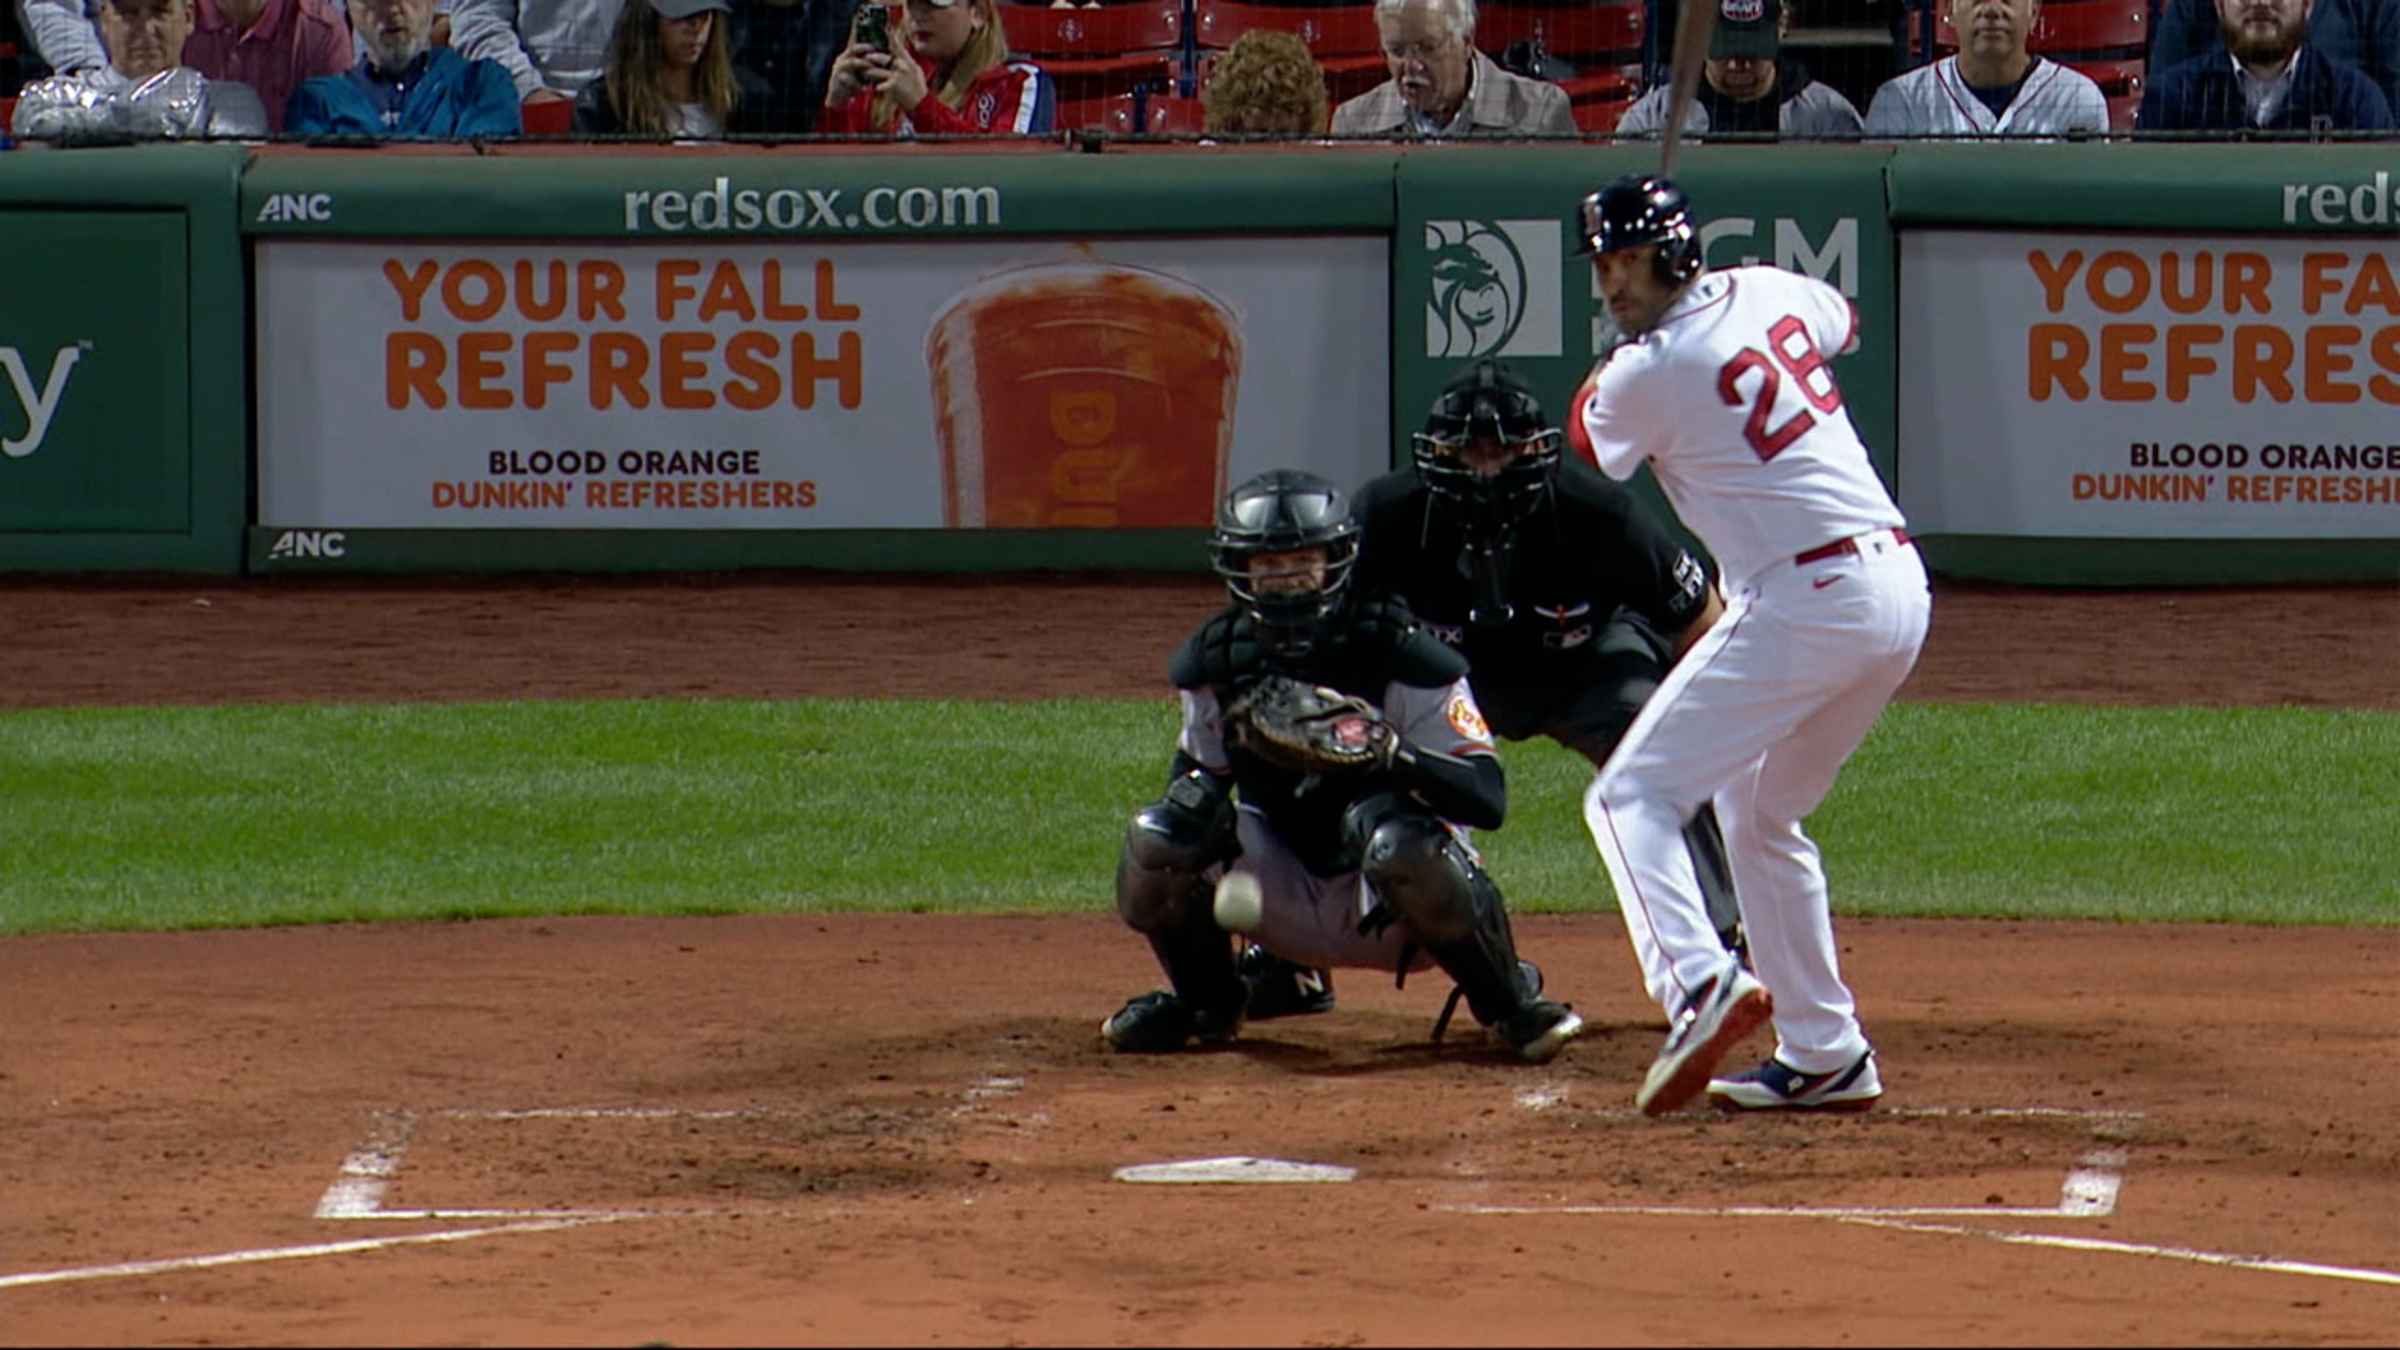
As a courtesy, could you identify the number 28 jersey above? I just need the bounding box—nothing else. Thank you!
[1580,266,1906,586]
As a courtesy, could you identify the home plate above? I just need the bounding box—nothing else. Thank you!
[1112,1156,1358,1184]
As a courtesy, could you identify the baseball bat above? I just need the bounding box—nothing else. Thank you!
[1658,0,1718,176]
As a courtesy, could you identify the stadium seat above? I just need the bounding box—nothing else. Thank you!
[2105,87,2138,129]
[521,96,573,136]
[1191,0,1389,99]
[1475,0,1643,63]
[1932,0,2146,52]
[1002,0,1188,96]
[1571,90,1637,133]
[1142,90,1208,132]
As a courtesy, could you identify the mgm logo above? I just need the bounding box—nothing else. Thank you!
[1422,219,1562,360]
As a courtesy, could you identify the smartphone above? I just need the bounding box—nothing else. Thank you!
[852,4,890,54]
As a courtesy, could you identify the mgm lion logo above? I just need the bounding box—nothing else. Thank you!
[1423,219,1562,358]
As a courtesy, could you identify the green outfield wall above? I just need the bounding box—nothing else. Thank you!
[2,142,2393,584]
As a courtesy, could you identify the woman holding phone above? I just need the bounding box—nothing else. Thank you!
[820,0,1053,134]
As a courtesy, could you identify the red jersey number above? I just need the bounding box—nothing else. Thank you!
[1715,314,1844,462]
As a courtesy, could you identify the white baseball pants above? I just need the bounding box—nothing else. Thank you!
[1584,528,1930,1074]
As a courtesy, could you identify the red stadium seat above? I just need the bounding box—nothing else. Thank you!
[520,96,574,136]
[1571,91,1637,133]
[2064,54,2144,95]
[1934,0,2145,51]
[1475,0,1643,61]
[1191,0,1388,98]
[1143,90,1208,132]
[1001,0,1186,89]
[2105,88,2138,129]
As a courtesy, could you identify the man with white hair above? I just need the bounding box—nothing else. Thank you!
[1331,0,1576,137]
[1863,0,2107,135]
[283,0,520,134]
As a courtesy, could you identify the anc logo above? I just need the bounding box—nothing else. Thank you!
[1423,220,1563,359]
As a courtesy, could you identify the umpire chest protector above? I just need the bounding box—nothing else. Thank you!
[1355,461,1712,697]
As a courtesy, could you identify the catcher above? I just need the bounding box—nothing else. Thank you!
[1101,468,1585,1063]
[1354,360,1748,961]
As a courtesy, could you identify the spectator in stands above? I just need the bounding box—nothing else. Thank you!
[1331,0,1576,136]
[179,0,350,132]
[285,0,521,134]
[1864,0,2107,134]
[11,0,268,140]
[731,0,865,133]
[15,0,109,82]
[2140,0,2393,128]
[2152,0,2399,116]
[820,0,1053,134]
[447,0,620,111]
[1615,0,1862,138]
[575,0,767,134]
[1203,27,1329,133]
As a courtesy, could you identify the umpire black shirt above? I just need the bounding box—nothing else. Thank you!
[1353,460,1715,742]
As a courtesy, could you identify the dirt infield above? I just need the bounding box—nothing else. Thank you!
[2,575,2396,1346]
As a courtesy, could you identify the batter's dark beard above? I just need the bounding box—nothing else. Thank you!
[2227,19,2300,67]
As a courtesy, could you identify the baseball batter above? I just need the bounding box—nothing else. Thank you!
[1573,173,1931,1115]
[1100,469,1585,1064]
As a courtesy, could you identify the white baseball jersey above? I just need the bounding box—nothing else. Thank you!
[1863,55,2108,136]
[1582,265,1904,585]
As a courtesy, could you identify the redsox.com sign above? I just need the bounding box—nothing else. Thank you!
[254,238,1392,531]
[1897,232,2400,539]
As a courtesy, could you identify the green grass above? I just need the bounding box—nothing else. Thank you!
[0,699,2392,935]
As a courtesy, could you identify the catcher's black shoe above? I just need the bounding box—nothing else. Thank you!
[1237,943,1336,1020]
[1101,990,1241,1053]
[1496,999,1585,1064]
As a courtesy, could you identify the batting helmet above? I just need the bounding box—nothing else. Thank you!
[1412,359,1563,536]
[1576,173,1704,287]
[1210,469,1361,652]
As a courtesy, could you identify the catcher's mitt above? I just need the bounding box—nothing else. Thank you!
[1224,675,1397,775]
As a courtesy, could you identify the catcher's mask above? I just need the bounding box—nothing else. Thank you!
[1412,359,1562,539]
[1576,173,1704,289]
[1210,469,1360,657]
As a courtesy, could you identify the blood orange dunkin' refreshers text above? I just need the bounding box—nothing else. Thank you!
[928,262,1242,527]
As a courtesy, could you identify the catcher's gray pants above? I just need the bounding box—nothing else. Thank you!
[1226,804,1441,976]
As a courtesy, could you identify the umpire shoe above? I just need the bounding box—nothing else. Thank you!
[1497,999,1585,1065]
[1709,1051,1883,1113]
[1101,990,1241,1053]
[1237,943,1336,1020]
[1635,965,1773,1116]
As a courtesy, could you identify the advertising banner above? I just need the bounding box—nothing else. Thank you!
[0,212,190,532]
[256,235,1389,530]
[1898,231,2400,539]
[1393,147,1898,494]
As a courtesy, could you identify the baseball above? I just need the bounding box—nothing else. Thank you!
[1212,871,1264,934]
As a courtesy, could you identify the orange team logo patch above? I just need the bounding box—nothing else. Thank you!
[1446,692,1490,741]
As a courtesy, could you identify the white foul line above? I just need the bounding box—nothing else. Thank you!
[1447,1150,2126,1221]
[0,1218,620,1292]
[1842,1216,2400,1288]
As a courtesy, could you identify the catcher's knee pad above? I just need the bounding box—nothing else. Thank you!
[1116,771,1235,932]
[1353,808,1481,945]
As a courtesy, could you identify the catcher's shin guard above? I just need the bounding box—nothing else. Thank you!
[1113,816,1244,1025]
[1354,809,1532,1028]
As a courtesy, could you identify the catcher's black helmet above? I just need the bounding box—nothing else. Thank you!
[1576,173,1704,287]
[1413,359,1563,535]
[1210,469,1360,651]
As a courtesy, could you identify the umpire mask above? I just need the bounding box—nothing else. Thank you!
[1210,469,1362,659]
[1413,359,1564,544]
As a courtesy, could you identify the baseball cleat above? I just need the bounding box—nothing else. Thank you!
[1708,1051,1883,1112]
[1100,990,1240,1053]
[1236,943,1336,1020]
[1497,999,1585,1064]
[1636,965,1773,1116]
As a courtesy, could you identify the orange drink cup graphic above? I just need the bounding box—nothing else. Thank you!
[928,262,1241,527]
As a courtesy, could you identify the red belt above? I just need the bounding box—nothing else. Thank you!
[1796,528,1912,567]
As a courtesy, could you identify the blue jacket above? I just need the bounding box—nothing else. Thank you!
[2138,45,2395,132]
[2150,0,2400,117]
[286,47,524,139]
